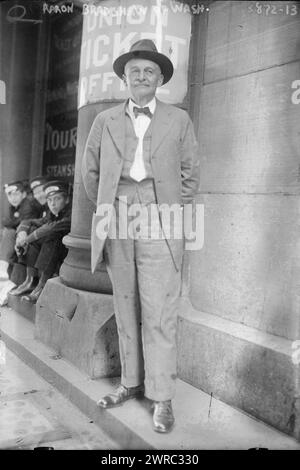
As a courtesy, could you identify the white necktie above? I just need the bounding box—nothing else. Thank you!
[130,113,151,182]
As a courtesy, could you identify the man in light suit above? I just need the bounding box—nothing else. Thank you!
[82,39,200,433]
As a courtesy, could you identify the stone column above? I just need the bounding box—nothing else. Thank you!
[37,101,121,377]
[46,1,197,379]
[60,0,194,294]
[60,103,114,293]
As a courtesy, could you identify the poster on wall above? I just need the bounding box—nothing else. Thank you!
[42,9,82,181]
[78,0,192,107]
[43,110,78,180]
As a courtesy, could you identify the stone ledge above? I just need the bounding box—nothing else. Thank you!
[178,297,292,354]
[0,307,299,449]
[177,297,300,439]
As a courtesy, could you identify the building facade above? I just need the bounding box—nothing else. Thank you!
[1,0,300,439]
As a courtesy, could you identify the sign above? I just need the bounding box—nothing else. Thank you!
[43,110,77,179]
[42,10,82,182]
[78,0,192,107]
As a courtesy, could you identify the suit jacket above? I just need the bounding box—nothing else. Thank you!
[81,98,200,273]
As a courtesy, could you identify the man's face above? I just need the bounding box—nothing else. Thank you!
[47,192,68,216]
[123,58,164,103]
[33,185,47,206]
[6,189,26,208]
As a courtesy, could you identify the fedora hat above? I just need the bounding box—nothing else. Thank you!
[113,39,174,85]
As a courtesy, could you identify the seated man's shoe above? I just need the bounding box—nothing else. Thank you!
[152,400,174,433]
[97,384,144,409]
[21,284,44,303]
[9,277,36,296]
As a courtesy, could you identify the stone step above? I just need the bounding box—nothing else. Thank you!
[0,307,299,450]
[32,278,300,439]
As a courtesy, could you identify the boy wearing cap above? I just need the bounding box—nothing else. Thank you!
[11,180,71,303]
[14,176,49,256]
[82,39,200,433]
[0,180,41,281]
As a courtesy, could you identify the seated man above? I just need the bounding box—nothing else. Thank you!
[0,180,41,281]
[11,180,71,303]
[11,176,49,285]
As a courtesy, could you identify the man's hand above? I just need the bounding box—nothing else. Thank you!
[15,243,28,257]
[16,231,27,247]
[15,231,29,256]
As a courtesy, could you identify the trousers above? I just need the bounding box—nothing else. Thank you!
[104,196,184,401]
[20,236,67,276]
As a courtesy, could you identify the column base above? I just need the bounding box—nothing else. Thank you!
[60,234,112,294]
[35,277,120,379]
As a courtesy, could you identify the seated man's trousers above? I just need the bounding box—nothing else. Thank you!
[20,236,67,276]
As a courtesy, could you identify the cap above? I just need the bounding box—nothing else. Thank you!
[44,180,69,198]
[4,180,26,195]
[30,176,48,190]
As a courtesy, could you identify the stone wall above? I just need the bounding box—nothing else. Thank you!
[190,0,300,339]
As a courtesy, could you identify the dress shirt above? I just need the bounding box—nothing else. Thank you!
[127,97,156,182]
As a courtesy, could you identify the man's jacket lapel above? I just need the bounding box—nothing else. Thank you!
[106,101,127,158]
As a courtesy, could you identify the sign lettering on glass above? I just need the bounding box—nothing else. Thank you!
[78,0,192,107]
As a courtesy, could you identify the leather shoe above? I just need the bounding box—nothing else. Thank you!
[21,284,44,303]
[10,277,36,296]
[152,400,174,433]
[97,384,144,409]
